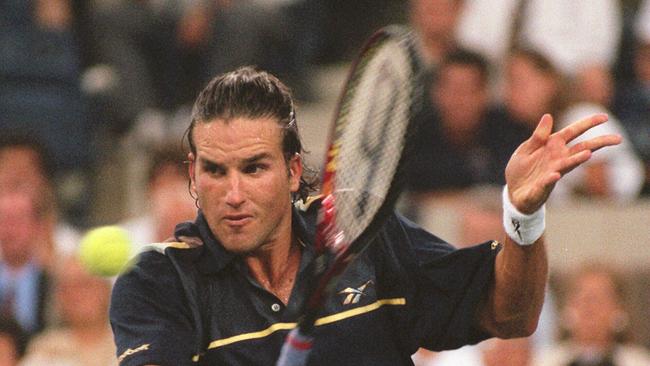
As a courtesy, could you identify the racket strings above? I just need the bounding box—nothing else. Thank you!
[331,37,416,246]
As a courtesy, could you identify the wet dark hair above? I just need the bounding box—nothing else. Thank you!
[184,66,317,202]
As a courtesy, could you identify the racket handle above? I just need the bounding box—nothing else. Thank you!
[276,328,314,366]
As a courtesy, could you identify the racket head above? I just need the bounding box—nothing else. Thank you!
[318,25,424,256]
[276,26,425,365]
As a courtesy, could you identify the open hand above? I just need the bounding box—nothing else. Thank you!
[505,114,622,214]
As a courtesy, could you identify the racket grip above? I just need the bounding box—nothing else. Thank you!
[276,328,314,366]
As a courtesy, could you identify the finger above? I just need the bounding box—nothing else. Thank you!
[557,150,593,175]
[520,114,554,154]
[568,134,622,155]
[555,113,608,143]
[541,171,562,189]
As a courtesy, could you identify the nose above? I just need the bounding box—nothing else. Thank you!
[225,173,245,207]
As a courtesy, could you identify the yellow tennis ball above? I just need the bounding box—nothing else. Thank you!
[79,226,132,277]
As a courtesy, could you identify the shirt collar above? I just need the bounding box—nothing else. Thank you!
[187,200,321,275]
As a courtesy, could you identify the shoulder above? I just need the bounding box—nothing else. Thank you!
[110,245,199,364]
[112,244,197,306]
[114,239,203,283]
[362,211,464,279]
[382,211,501,278]
[380,212,456,255]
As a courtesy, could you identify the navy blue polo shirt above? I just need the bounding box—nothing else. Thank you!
[110,199,500,365]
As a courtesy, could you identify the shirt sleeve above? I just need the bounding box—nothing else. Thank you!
[110,251,197,366]
[382,213,500,352]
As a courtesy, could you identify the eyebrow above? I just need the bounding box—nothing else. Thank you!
[243,153,272,165]
[200,158,222,169]
[199,152,272,168]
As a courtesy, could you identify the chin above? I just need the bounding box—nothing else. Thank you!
[220,238,261,254]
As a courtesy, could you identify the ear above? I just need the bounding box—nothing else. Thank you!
[188,152,196,189]
[288,153,303,193]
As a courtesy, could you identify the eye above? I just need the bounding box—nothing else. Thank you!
[243,163,266,175]
[203,163,225,176]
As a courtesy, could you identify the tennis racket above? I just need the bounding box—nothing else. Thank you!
[276,25,424,366]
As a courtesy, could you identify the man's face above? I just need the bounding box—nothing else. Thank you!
[0,194,41,266]
[565,272,623,344]
[505,55,559,126]
[0,147,47,194]
[411,0,461,41]
[189,117,302,254]
[435,63,488,131]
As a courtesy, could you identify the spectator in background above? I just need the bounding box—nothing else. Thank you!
[0,0,93,225]
[495,48,564,135]
[456,0,621,80]
[408,0,464,70]
[407,49,515,195]
[206,0,320,101]
[403,49,507,245]
[90,0,209,129]
[91,0,321,128]
[120,146,196,253]
[537,56,645,203]
[0,134,51,199]
[405,0,466,176]
[535,264,650,366]
[0,134,80,269]
[490,47,644,202]
[554,103,644,203]
[20,255,116,366]
[0,317,27,366]
[575,64,616,108]
[612,0,650,195]
[414,337,534,366]
[0,193,53,338]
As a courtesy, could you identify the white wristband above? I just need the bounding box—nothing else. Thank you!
[502,186,545,246]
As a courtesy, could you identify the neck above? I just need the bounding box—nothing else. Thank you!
[244,237,301,305]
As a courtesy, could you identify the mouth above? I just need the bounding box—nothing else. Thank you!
[223,214,253,227]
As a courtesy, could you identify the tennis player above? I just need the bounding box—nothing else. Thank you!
[110,67,621,365]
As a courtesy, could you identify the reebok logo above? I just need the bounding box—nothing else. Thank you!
[338,280,374,305]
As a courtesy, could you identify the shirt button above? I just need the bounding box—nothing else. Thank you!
[271,303,281,312]
[491,241,500,250]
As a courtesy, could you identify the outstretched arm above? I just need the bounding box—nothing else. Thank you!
[479,113,621,338]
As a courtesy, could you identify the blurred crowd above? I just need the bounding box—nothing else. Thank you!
[404,0,650,206]
[0,0,649,365]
